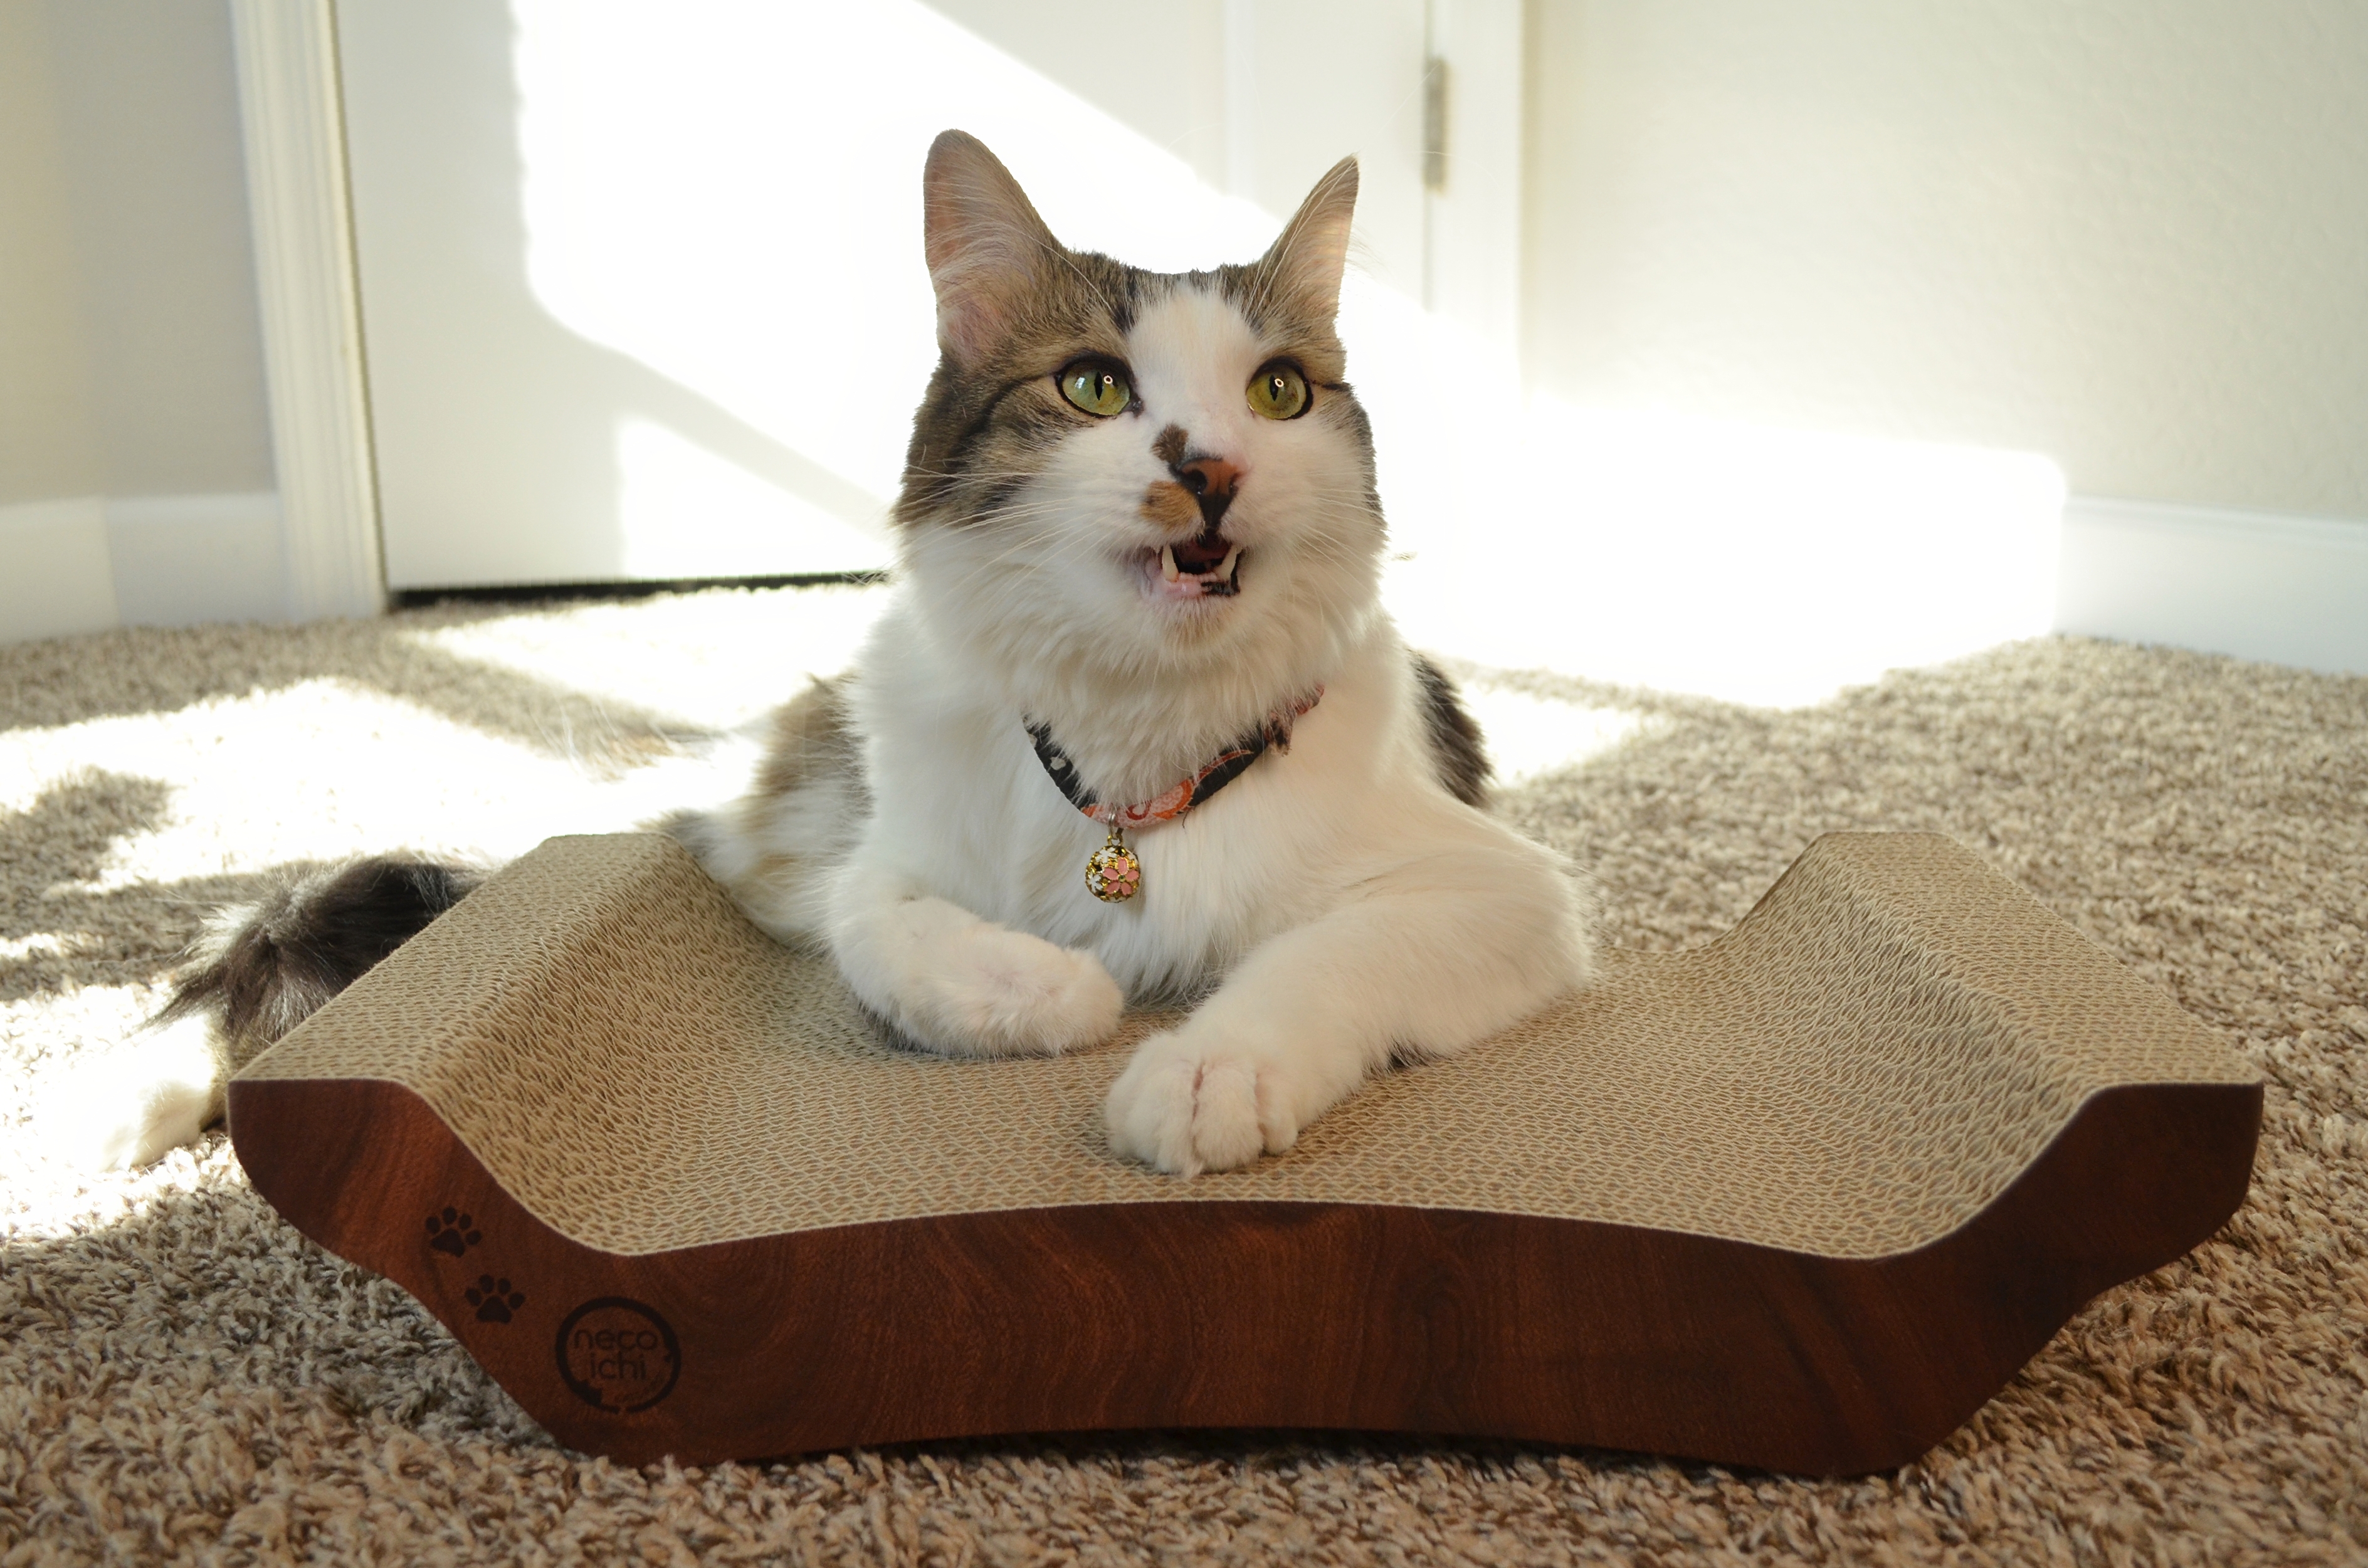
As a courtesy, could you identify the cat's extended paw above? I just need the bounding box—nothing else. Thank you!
[913,922,1124,1058]
[1103,1029,1303,1177]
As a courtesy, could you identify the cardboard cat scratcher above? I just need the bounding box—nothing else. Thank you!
[228,830,2259,1475]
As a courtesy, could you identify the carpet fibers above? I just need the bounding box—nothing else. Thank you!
[2,588,2362,1565]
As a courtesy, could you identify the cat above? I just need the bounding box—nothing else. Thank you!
[73,131,1596,1177]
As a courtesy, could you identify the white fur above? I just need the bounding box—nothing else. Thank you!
[693,282,1596,1174]
[48,1009,226,1172]
[55,900,250,1172]
[686,754,865,945]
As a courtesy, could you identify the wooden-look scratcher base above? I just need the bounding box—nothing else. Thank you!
[228,831,2260,1474]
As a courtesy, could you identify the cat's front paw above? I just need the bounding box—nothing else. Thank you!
[1103,1029,1303,1177]
[915,922,1124,1058]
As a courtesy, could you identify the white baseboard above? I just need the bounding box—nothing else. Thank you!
[0,490,288,645]
[2058,497,2368,676]
[0,497,118,643]
[107,491,287,628]
[15,487,2361,678]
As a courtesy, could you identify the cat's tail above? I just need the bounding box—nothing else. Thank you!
[53,855,483,1171]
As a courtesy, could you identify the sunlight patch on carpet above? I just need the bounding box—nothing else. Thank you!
[408,583,890,733]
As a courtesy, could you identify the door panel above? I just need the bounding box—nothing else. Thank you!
[339,0,1428,591]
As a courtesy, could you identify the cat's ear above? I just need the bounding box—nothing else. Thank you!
[922,130,1063,367]
[1251,156,1359,324]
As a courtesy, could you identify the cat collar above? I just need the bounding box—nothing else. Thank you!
[1026,687,1322,903]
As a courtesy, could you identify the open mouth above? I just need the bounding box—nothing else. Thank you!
[1147,531,1243,601]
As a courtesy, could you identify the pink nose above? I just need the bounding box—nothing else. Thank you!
[1175,457,1241,529]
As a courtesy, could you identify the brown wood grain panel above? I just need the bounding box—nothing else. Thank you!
[228,1076,2260,1474]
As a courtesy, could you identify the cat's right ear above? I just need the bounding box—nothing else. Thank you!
[922,131,1062,367]
[1251,156,1359,326]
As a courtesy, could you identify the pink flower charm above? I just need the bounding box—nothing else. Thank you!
[1087,842,1142,902]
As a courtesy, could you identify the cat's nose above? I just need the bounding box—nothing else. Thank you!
[1174,456,1241,529]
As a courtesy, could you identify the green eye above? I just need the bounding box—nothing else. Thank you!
[1058,359,1132,417]
[1246,360,1311,420]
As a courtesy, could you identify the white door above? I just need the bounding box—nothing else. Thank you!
[335,0,1515,593]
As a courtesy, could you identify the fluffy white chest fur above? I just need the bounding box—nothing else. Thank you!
[841,592,1567,1002]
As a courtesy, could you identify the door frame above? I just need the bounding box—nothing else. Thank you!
[231,0,385,619]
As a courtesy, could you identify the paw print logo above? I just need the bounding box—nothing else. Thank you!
[465,1275,526,1323]
[426,1208,482,1256]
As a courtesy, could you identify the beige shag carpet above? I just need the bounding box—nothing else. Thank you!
[2,586,2362,1565]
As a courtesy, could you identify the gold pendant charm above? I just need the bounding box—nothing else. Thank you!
[1085,823,1142,902]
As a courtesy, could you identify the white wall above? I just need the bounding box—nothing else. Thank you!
[6,2,2361,671]
[1520,0,2368,676]
[1525,0,2368,518]
[0,0,284,643]
[0,2,105,510]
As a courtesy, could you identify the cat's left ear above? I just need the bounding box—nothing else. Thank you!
[1251,156,1359,324]
[922,130,1063,367]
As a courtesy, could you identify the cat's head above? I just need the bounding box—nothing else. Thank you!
[893,131,1382,730]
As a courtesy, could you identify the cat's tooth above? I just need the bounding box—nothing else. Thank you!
[1218,545,1240,579]
[1161,544,1181,582]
